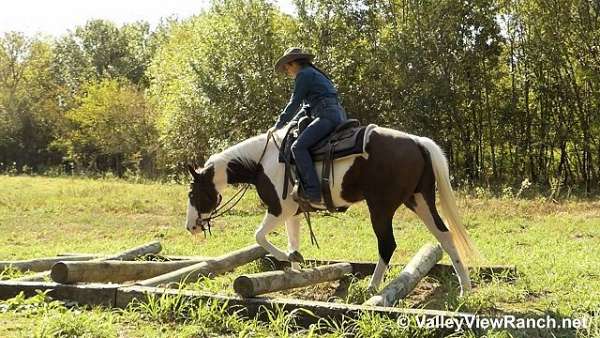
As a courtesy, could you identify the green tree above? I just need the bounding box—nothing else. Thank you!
[0,32,61,171]
[60,78,157,175]
[52,19,161,94]
[149,0,296,169]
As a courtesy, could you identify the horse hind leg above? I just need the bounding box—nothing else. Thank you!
[407,192,472,296]
[365,201,397,292]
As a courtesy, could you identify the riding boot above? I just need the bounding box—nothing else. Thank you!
[291,184,322,206]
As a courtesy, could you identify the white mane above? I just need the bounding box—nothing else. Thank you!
[206,126,290,168]
[207,134,264,168]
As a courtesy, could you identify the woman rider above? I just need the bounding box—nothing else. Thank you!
[272,47,347,204]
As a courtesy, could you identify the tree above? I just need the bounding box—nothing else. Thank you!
[0,32,61,171]
[149,0,297,169]
[60,78,157,175]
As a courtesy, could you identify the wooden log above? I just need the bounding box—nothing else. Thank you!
[234,263,353,297]
[13,241,162,282]
[59,253,517,281]
[58,253,104,258]
[364,243,443,307]
[51,259,207,284]
[137,244,267,287]
[103,241,162,261]
[0,281,118,306]
[11,271,52,282]
[59,253,212,262]
[262,256,517,281]
[0,255,101,273]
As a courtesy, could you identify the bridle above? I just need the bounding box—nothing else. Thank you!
[195,129,278,237]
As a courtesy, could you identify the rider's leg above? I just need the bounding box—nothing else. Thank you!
[290,117,336,201]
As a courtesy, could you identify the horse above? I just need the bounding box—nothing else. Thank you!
[185,125,480,295]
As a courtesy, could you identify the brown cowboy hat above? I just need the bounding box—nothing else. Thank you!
[274,47,315,73]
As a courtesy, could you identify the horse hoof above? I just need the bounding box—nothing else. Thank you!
[366,286,378,297]
[288,251,305,263]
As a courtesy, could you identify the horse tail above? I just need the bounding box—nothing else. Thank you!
[417,137,482,265]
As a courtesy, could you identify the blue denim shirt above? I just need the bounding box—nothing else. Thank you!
[274,66,338,129]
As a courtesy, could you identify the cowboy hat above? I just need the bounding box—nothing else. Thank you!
[274,47,315,73]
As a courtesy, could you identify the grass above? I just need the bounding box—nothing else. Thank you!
[0,175,599,337]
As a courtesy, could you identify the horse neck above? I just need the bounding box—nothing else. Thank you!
[208,133,269,189]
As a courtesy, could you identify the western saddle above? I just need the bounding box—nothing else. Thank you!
[278,118,375,212]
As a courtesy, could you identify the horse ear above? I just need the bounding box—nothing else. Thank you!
[187,164,198,178]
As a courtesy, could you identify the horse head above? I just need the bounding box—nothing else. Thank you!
[186,164,222,235]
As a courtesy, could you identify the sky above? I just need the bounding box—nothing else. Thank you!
[0,0,296,37]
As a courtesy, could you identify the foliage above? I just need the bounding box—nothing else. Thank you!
[52,20,161,92]
[0,290,63,315]
[0,32,62,171]
[148,0,297,168]
[0,266,23,280]
[56,78,157,175]
[0,0,599,192]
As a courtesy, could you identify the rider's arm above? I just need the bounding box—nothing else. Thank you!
[274,70,310,129]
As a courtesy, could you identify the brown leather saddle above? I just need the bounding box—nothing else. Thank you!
[278,118,371,212]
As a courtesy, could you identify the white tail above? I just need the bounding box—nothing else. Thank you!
[418,137,481,265]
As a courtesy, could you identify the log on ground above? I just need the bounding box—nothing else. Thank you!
[262,256,517,281]
[59,253,212,262]
[13,241,162,282]
[137,244,268,287]
[0,281,118,306]
[234,262,353,297]
[364,243,443,307]
[102,241,162,261]
[51,259,207,284]
[0,254,101,273]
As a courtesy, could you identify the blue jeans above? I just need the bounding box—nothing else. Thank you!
[291,118,336,200]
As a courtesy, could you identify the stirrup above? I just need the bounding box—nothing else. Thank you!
[291,185,321,204]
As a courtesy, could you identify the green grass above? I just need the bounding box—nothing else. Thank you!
[0,175,599,337]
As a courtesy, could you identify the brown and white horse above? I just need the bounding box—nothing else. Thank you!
[186,125,480,295]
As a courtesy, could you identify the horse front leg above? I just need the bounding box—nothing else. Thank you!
[254,212,291,262]
[285,215,303,270]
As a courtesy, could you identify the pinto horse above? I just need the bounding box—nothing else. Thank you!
[186,125,479,295]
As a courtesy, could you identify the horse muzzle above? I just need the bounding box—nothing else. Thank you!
[188,218,211,236]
